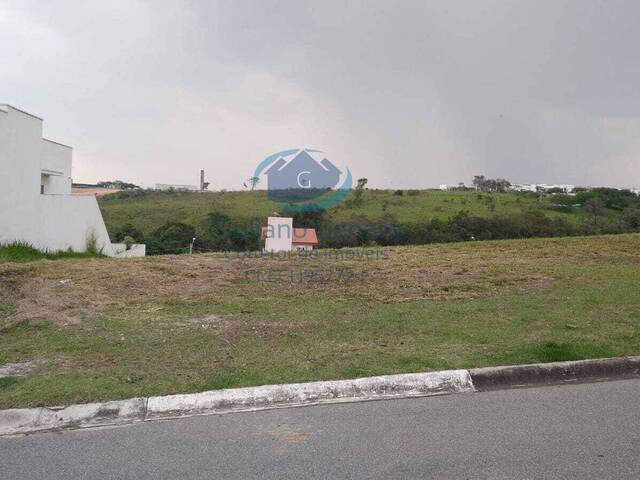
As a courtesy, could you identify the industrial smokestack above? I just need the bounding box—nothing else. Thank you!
[199,170,209,191]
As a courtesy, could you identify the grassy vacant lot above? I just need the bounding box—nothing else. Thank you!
[99,189,605,237]
[1,234,639,408]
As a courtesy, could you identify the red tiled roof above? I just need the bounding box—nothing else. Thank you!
[292,228,318,244]
[261,227,319,245]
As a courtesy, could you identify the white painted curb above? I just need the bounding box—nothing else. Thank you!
[0,398,146,436]
[146,369,474,420]
[0,370,473,436]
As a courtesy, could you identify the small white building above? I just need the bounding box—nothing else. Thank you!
[261,217,319,252]
[155,184,199,192]
[511,183,575,193]
[0,104,144,256]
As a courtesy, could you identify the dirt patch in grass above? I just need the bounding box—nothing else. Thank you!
[178,314,322,343]
[0,361,35,378]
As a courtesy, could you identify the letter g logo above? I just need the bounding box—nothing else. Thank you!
[297,171,311,188]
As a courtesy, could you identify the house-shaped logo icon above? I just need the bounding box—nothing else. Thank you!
[265,150,342,202]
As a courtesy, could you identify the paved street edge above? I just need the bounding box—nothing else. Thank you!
[2,356,639,436]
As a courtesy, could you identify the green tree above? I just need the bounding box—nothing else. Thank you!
[583,197,604,226]
[623,207,640,231]
[351,178,368,206]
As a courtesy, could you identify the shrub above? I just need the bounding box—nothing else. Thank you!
[113,223,144,243]
[623,207,640,231]
[147,222,196,255]
[204,212,261,252]
[85,231,99,254]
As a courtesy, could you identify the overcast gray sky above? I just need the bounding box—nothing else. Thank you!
[2,0,639,189]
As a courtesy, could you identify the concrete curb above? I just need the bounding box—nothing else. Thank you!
[1,357,639,436]
[0,370,472,436]
[146,370,473,420]
[0,398,146,436]
[470,356,640,391]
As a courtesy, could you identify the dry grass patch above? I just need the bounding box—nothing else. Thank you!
[3,234,640,330]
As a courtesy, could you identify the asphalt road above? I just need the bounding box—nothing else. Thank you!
[2,379,639,479]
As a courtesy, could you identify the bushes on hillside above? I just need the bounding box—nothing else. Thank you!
[145,206,639,255]
[204,212,260,251]
[575,188,639,211]
[623,207,640,231]
[121,190,640,255]
[101,189,149,201]
[146,222,196,254]
[113,223,145,243]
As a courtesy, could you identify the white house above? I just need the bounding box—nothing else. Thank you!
[0,104,144,256]
[261,217,319,252]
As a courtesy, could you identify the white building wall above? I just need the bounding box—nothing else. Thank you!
[37,195,114,254]
[41,139,72,194]
[0,105,43,244]
[0,105,117,256]
[264,216,293,252]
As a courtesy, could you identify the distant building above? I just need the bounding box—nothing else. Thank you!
[155,184,199,192]
[261,217,319,252]
[0,104,144,256]
[510,183,575,193]
[72,183,122,196]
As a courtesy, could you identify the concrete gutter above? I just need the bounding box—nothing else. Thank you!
[1,357,639,436]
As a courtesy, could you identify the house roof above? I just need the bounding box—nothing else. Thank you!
[261,227,319,245]
[292,228,318,244]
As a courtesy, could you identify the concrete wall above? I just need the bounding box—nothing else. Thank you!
[0,105,116,256]
[37,195,114,254]
[111,243,146,258]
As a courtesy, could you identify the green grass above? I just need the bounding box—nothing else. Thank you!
[0,234,639,408]
[99,189,608,237]
[0,242,100,263]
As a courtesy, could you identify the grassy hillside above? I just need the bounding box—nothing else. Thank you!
[1,234,639,407]
[98,189,607,238]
